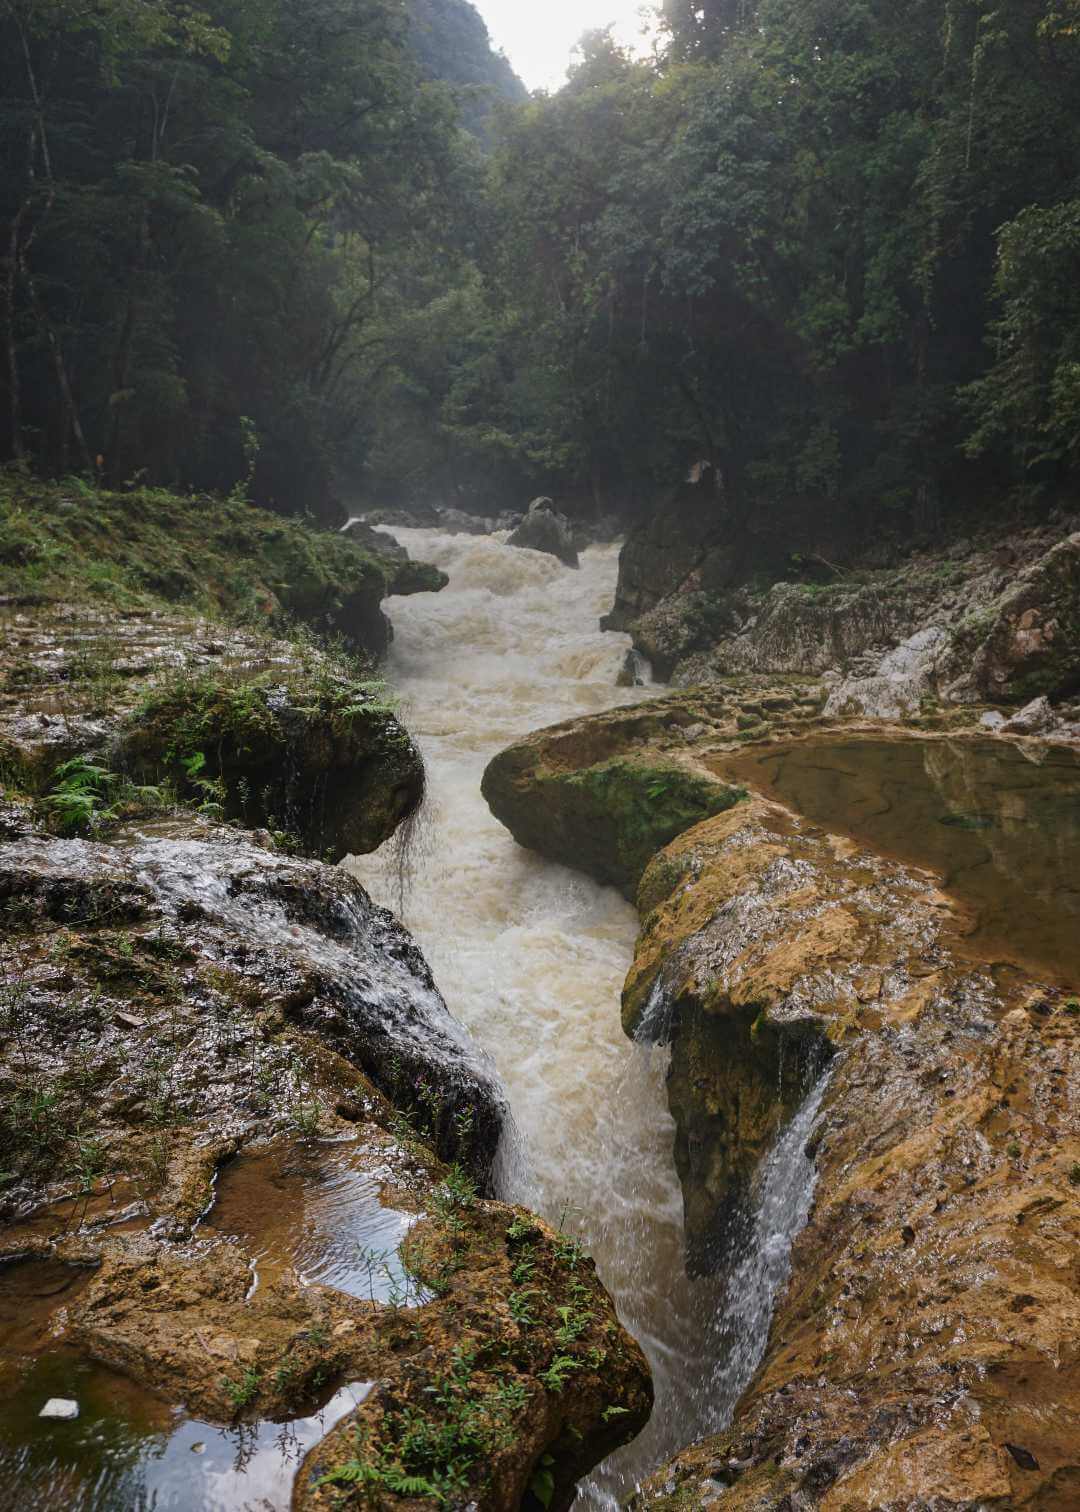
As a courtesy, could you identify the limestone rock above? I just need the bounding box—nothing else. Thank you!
[1001,695,1058,735]
[0,810,652,1508]
[435,506,494,535]
[39,1399,79,1420]
[969,533,1080,702]
[481,696,745,898]
[506,498,579,568]
[823,625,950,719]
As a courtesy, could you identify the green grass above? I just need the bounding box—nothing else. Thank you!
[0,466,407,638]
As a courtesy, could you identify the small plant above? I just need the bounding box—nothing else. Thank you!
[42,757,118,833]
[554,1302,593,1347]
[510,1246,536,1284]
[181,751,226,818]
[539,1354,580,1394]
[222,1366,261,1409]
[553,1233,585,1269]
[1006,1140,1021,1159]
[529,1453,556,1509]
[508,1288,538,1327]
[1069,1163,1080,1187]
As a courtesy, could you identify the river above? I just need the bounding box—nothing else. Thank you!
[347,528,731,1501]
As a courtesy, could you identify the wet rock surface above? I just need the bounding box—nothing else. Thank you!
[0,808,651,1509]
[635,799,1080,1507]
[484,695,1080,1508]
[506,498,580,569]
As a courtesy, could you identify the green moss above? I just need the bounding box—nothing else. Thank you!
[0,469,407,654]
[121,665,422,858]
[546,759,745,897]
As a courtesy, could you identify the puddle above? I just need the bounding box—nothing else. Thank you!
[201,1139,431,1306]
[0,1350,371,1511]
[722,737,1080,987]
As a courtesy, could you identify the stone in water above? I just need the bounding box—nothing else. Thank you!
[39,1398,79,1420]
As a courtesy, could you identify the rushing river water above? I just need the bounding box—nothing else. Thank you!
[348,529,820,1502]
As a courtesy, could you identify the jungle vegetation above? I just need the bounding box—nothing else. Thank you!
[3,0,1079,539]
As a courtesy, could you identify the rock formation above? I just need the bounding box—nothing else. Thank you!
[506,498,580,568]
[483,694,1080,1508]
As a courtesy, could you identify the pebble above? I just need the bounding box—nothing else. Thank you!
[39,1398,79,1420]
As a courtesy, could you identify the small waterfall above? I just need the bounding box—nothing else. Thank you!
[709,1066,833,1422]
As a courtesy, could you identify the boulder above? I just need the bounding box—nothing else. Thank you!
[340,518,408,560]
[969,533,1080,702]
[1000,694,1058,736]
[506,498,579,569]
[434,507,494,535]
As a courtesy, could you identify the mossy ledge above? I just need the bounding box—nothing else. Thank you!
[0,468,447,659]
[0,472,450,858]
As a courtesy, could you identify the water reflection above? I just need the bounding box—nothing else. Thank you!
[0,1351,370,1511]
[723,737,1080,987]
[201,1139,429,1306]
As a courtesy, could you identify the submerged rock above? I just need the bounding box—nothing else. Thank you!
[506,498,580,569]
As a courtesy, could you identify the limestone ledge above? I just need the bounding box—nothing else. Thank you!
[482,692,1080,1509]
[0,805,651,1511]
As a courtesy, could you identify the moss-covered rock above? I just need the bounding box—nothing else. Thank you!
[0,608,424,859]
[482,700,746,898]
[122,668,423,860]
[0,470,446,659]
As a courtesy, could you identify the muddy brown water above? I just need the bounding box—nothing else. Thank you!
[721,736,1080,989]
[200,1138,430,1306]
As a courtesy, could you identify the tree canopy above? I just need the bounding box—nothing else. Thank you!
[3,0,1080,538]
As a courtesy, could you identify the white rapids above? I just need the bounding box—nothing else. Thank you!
[347,527,824,1500]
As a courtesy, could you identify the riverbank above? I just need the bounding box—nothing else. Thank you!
[0,485,652,1510]
[483,693,1080,1507]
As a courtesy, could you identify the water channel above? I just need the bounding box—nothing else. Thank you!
[349,530,818,1503]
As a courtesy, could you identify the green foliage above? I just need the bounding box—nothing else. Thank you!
[42,756,163,835]
[222,1367,262,1410]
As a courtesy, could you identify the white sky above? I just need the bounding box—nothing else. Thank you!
[474,1,660,92]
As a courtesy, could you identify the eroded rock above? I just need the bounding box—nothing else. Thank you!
[0,810,652,1509]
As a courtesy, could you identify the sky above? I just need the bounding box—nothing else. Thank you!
[474,1,660,93]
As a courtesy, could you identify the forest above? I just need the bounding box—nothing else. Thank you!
[3,0,1080,541]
